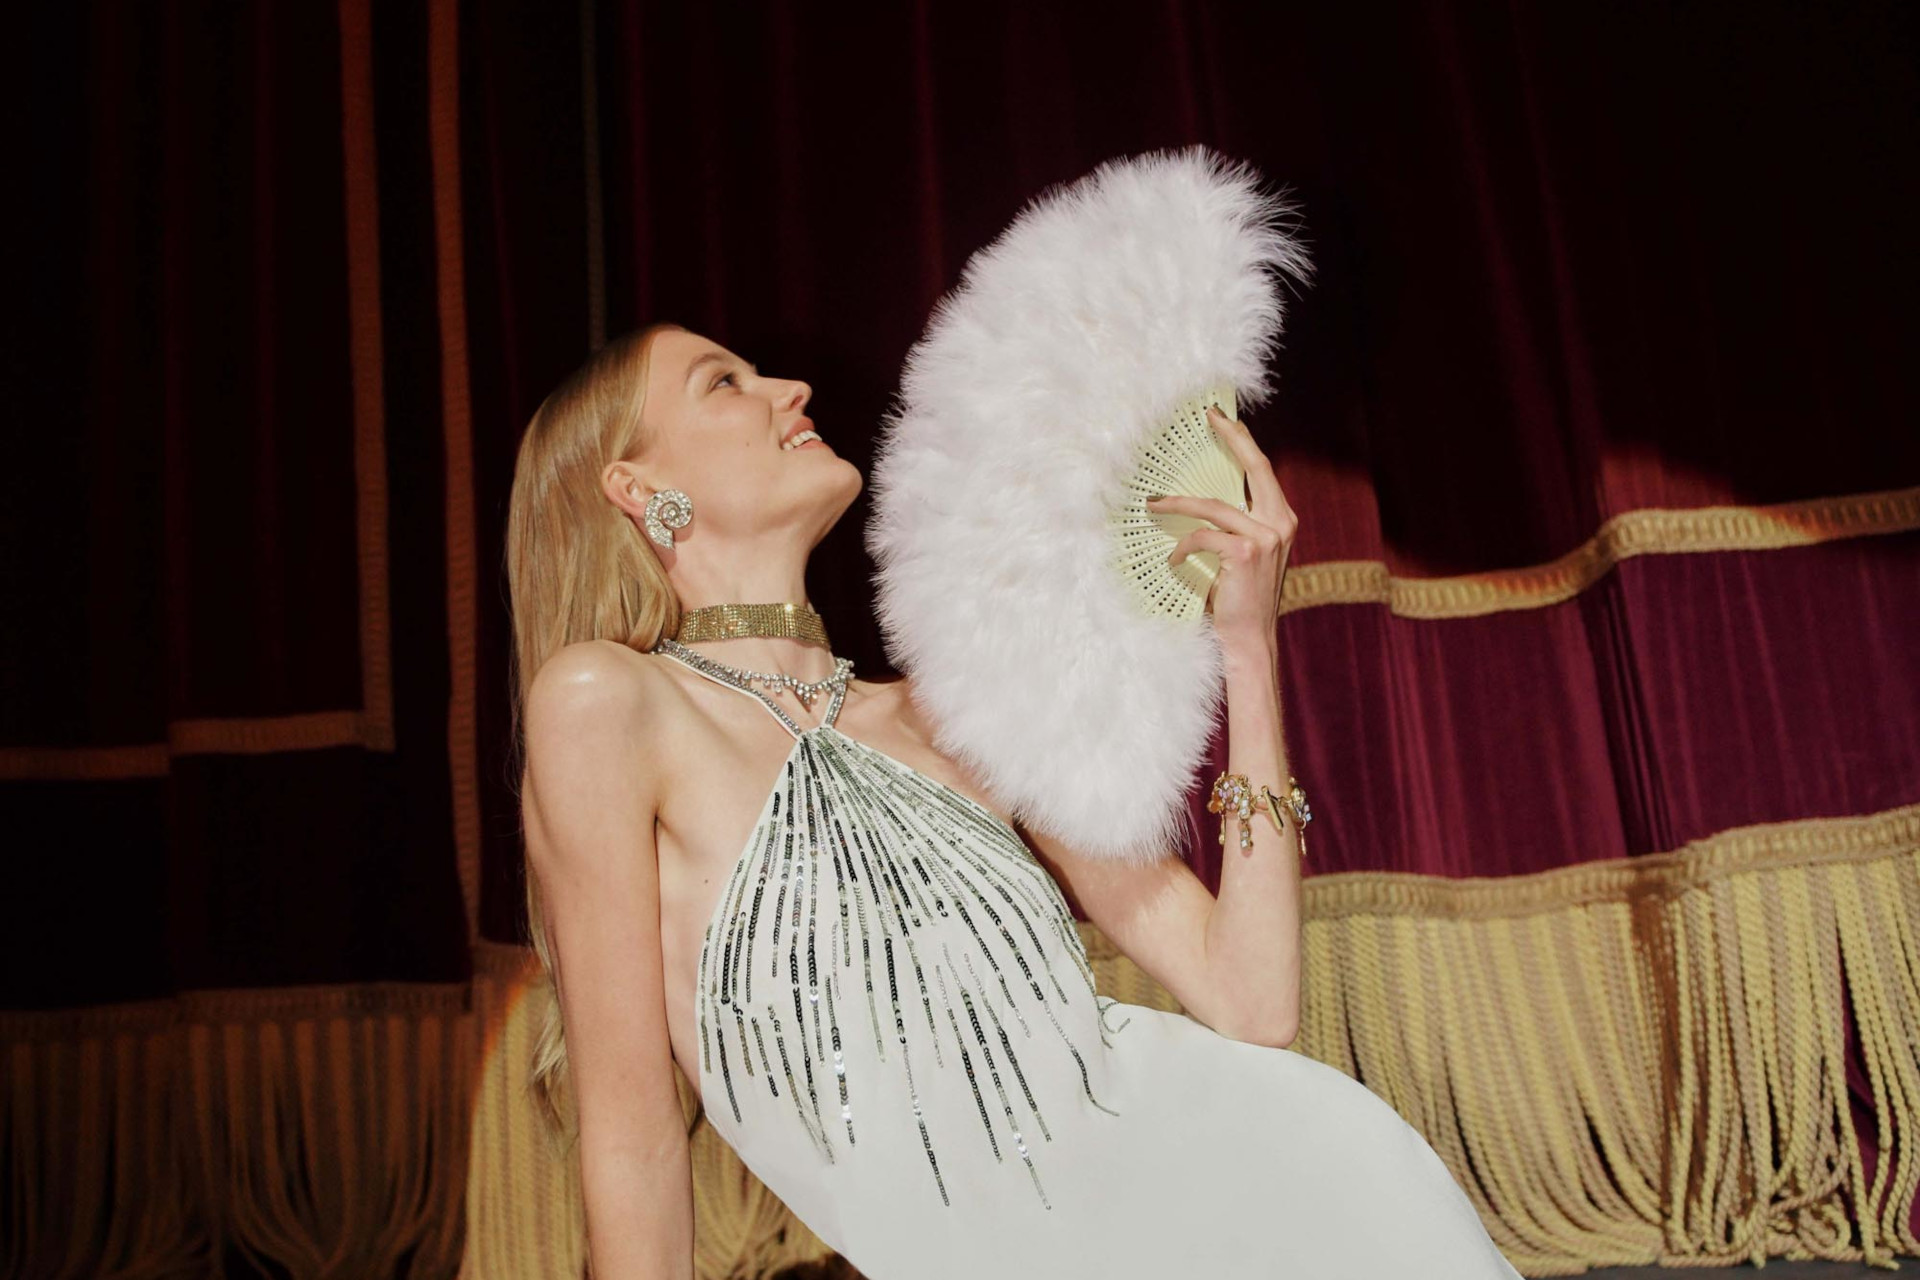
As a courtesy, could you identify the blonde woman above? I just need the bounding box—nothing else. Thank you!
[506,323,1524,1279]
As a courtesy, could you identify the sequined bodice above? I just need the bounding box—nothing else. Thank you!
[645,644,1526,1280]
[654,643,1127,1212]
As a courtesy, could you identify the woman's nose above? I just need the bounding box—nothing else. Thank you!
[785,380,812,411]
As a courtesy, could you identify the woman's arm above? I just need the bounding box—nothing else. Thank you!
[1016,638,1301,1047]
[1203,629,1302,1046]
[1013,636,1301,1046]
[1022,405,1303,1047]
[523,643,694,1280]
[1154,405,1303,1046]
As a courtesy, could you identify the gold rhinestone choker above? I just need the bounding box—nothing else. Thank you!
[672,601,830,647]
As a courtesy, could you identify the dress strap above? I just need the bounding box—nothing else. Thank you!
[651,639,848,741]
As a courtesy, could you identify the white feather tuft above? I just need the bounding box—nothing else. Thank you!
[864,146,1313,864]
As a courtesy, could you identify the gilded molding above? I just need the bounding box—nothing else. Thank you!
[1284,485,1920,619]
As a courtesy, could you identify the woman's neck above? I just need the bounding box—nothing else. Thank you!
[666,551,839,682]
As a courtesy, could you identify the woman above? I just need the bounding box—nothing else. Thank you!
[506,322,1525,1279]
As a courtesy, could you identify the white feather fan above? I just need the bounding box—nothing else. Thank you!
[863,146,1313,864]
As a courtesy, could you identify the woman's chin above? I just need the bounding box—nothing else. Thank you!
[821,457,865,506]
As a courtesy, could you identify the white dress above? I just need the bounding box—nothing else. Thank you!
[657,642,1526,1280]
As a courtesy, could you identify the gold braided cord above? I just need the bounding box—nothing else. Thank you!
[464,946,590,1279]
[1282,483,1920,620]
[1301,801,1920,920]
[0,988,475,1278]
[671,601,830,646]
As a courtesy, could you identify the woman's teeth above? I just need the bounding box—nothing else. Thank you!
[782,429,821,450]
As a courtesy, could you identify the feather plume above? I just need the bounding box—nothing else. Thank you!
[864,146,1313,863]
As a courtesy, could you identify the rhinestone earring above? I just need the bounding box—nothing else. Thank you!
[643,488,693,549]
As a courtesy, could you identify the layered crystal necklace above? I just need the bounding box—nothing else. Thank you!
[655,601,854,710]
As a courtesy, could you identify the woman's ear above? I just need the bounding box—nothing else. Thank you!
[602,460,651,519]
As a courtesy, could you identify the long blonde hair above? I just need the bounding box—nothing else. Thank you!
[504,321,685,1148]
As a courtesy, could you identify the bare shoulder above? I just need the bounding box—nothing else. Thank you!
[523,638,706,749]
[521,640,687,845]
[525,638,671,721]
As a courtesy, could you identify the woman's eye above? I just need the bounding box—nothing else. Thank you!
[714,372,738,390]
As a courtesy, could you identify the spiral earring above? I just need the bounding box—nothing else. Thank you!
[643,488,693,549]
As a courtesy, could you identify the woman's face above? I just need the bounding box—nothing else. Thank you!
[621,328,862,550]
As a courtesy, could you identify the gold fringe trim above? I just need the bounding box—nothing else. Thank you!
[462,947,590,1280]
[1,991,473,1279]
[1294,829,1920,1272]
[8,815,1913,1275]
[1303,802,1920,919]
[461,811,1920,1276]
[1285,484,1920,619]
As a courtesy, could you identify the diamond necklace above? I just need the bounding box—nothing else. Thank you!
[652,636,854,712]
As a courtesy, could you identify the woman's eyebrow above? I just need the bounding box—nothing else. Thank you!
[684,352,760,386]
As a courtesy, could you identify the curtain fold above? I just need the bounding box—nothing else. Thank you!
[0,989,473,1280]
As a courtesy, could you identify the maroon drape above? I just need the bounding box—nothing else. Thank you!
[458,0,1919,937]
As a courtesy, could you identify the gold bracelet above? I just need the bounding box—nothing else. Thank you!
[1207,772,1254,849]
[1209,771,1311,858]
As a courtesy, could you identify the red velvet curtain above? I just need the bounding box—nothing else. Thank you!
[5,0,1917,1270]
[456,0,1920,914]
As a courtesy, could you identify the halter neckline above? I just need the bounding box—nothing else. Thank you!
[652,638,852,741]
